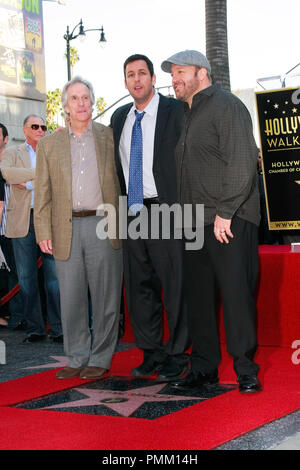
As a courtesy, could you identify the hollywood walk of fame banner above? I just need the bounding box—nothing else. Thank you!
[255,87,300,230]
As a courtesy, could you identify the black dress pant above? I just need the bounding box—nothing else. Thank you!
[123,206,189,364]
[183,216,259,377]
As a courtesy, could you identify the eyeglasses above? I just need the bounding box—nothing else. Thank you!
[28,124,47,132]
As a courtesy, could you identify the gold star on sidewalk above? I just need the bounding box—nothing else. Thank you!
[40,383,204,417]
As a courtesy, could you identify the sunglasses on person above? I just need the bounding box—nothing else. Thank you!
[28,124,47,131]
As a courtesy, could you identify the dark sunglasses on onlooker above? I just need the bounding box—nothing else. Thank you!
[28,124,47,131]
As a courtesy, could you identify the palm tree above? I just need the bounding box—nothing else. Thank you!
[64,46,80,78]
[205,0,231,90]
[46,88,63,132]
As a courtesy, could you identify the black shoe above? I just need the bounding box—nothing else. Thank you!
[171,369,219,390]
[13,321,27,331]
[238,375,262,393]
[131,358,164,378]
[157,360,189,382]
[49,335,63,343]
[22,334,47,344]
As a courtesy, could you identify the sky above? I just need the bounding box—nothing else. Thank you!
[42,0,300,124]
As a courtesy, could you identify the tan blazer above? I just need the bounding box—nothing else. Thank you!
[0,143,35,238]
[34,121,122,261]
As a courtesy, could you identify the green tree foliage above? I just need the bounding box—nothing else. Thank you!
[69,46,80,71]
[95,96,107,116]
[46,88,63,132]
[64,46,80,78]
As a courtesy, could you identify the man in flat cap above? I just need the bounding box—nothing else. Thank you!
[161,50,261,393]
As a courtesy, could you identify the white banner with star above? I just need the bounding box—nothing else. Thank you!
[255,87,300,230]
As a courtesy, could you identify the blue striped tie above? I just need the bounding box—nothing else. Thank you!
[128,110,145,214]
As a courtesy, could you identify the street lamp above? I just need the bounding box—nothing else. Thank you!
[64,19,106,81]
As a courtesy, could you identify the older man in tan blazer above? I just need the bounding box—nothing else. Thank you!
[0,115,62,342]
[34,76,123,380]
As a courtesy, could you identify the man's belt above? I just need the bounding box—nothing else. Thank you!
[72,210,97,217]
[142,198,159,207]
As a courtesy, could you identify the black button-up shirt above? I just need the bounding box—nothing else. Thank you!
[175,84,260,227]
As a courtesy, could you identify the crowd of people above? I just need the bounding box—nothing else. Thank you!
[0,49,272,392]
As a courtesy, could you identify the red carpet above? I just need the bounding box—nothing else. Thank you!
[0,345,299,450]
[1,245,299,449]
[123,245,300,347]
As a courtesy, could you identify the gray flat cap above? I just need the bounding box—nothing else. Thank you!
[161,50,211,74]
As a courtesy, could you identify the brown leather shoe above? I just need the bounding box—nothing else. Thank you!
[56,367,82,379]
[79,366,107,380]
